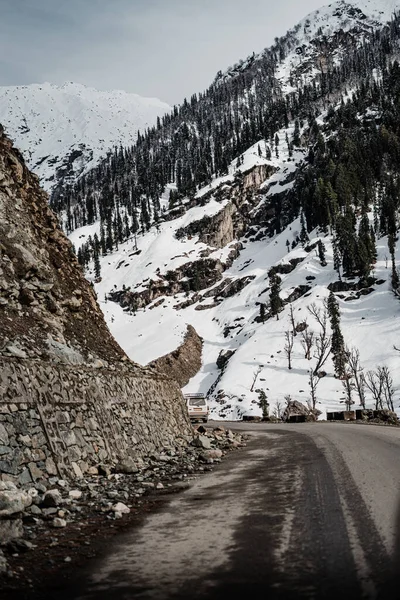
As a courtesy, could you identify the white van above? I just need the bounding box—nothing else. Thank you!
[184,393,209,423]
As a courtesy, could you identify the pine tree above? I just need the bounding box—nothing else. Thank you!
[300,212,309,244]
[257,389,269,418]
[105,214,113,252]
[94,251,101,279]
[275,133,280,158]
[141,199,151,231]
[269,274,283,319]
[389,234,399,291]
[327,291,346,378]
[336,209,358,276]
[317,240,327,266]
[259,303,266,323]
[332,237,342,280]
[357,211,374,277]
[293,119,301,147]
[100,223,106,256]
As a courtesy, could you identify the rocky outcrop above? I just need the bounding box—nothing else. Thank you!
[109,257,225,312]
[176,165,276,249]
[282,400,321,422]
[0,124,126,366]
[0,125,192,486]
[109,244,243,312]
[109,165,275,317]
[149,325,203,387]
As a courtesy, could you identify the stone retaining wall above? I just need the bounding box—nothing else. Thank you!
[0,358,192,485]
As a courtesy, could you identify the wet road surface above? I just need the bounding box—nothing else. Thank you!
[40,423,400,599]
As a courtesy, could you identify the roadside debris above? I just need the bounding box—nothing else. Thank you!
[0,425,246,594]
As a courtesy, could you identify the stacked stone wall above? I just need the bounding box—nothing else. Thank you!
[0,358,192,484]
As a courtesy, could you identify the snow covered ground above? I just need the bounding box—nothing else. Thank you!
[94,212,400,422]
[0,82,170,190]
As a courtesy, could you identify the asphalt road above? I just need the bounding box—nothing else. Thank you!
[44,423,400,600]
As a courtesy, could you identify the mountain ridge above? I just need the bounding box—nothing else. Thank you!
[0,81,170,191]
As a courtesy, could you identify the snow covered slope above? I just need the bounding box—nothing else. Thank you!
[70,119,400,421]
[276,0,400,92]
[0,82,170,190]
[349,0,400,20]
[218,0,400,93]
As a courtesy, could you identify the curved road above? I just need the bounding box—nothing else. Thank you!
[51,423,400,599]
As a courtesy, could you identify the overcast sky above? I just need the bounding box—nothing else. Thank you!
[0,0,328,104]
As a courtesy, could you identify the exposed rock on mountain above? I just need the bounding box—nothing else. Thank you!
[149,325,203,387]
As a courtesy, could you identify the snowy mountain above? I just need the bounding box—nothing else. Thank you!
[216,0,400,94]
[70,119,400,421]
[0,82,170,190]
[14,0,400,421]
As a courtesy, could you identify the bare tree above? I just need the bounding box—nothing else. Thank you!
[284,394,292,406]
[289,303,297,337]
[250,365,262,392]
[308,302,328,332]
[365,370,384,410]
[274,401,283,420]
[309,370,320,410]
[379,366,395,411]
[313,333,331,374]
[300,328,314,360]
[345,347,366,408]
[308,302,331,374]
[341,373,355,411]
[284,331,294,370]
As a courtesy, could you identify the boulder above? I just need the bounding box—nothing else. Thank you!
[52,517,67,528]
[115,459,139,474]
[0,483,32,517]
[195,425,207,434]
[282,400,318,422]
[192,435,212,450]
[0,517,23,544]
[69,489,82,500]
[201,449,223,460]
[112,502,130,515]
[43,489,63,508]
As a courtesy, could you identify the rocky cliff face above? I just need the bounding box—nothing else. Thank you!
[177,165,276,249]
[0,124,130,366]
[149,325,203,387]
[0,125,192,486]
